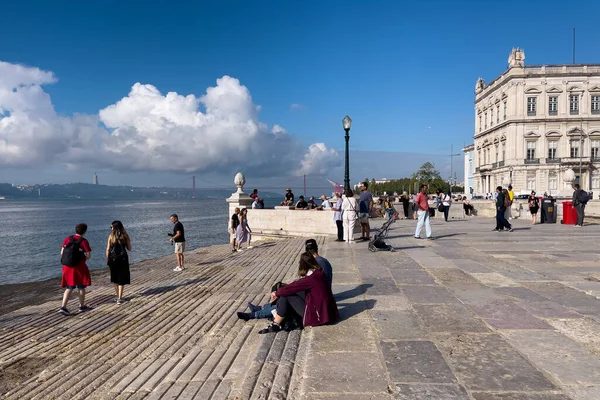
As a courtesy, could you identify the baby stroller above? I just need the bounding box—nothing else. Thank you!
[368,212,398,252]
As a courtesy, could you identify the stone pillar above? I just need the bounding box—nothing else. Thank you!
[226,172,253,232]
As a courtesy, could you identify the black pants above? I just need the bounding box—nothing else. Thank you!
[402,202,409,218]
[336,220,344,240]
[276,291,305,319]
[576,204,585,225]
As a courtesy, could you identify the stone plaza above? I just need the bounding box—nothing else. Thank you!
[0,216,599,399]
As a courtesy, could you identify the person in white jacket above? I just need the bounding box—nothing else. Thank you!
[341,189,359,243]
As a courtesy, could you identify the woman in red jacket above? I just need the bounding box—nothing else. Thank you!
[259,252,339,334]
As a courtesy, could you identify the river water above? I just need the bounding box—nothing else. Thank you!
[0,199,232,284]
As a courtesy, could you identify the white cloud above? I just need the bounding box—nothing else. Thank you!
[299,143,341,176]
[290,103,304,110]
[0,61,339,177]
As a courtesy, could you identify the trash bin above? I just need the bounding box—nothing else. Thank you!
[540,199,556,223]
[561,201,577,225]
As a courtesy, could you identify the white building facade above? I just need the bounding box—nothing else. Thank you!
[471,49,600,196]
[462,144,475,198]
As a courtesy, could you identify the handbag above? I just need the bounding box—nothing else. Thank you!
[438,204,445,212]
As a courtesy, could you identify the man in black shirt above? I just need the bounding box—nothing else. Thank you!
[169,214,186,271]
[280,188,295,206]
[295,195,309,210]
[230,207,240,252]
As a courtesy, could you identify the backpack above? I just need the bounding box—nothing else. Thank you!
[108,240,128,264]
[577,190,590,204]
[503,194,511,208]
[61,236,84,267]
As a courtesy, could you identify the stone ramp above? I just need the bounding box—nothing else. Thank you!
[0,238,312,399]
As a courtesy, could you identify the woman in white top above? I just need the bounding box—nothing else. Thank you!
[341,189,359,243]
[441,191,451,222]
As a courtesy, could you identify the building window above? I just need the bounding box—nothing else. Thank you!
[526,141,536,160]
[503,101,507,120]
[479,114,482,132]
[484,112,487,129]
[548,96,558,115]
[491,108,494,126]
[527,174,536,190]
[592,139,600,159]
[495,146,499,162]
[592,172,600,190]
[548,140,558,159]
[478,151,481,166]
[502,144,505,161]
[496,105,500,123]
[570,94,579,115]
[570,140,580,158]
[527,97,537,116]
[592,96,600,115]
[549,174,558,190]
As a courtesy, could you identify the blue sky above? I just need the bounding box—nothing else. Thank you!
[1,1,600,188]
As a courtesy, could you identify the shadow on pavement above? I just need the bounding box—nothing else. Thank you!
[336,299,377,322]
[334,284,373,301]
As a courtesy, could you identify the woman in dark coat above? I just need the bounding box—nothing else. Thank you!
[258,252,339,334]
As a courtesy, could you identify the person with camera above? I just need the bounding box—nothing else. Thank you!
[168,214,185,271]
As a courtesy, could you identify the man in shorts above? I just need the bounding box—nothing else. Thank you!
[169,214,186,271]
[359,181,374,240]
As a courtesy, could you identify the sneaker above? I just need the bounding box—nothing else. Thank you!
[492,228,500,231]
[237,249,243,252]
[58,307,70,316]
[117,298,123,305]
[414,236,422,239]
[247,302,262,313]
[508,228,514,232]
[173,267,183,272]
[237,312,254,321]
[247,246,254,249]
[79,305,92,312]
[258,323,282,334]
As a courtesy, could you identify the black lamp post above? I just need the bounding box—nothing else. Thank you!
[342,115,352,192]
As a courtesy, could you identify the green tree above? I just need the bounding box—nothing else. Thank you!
[412,162,442,182]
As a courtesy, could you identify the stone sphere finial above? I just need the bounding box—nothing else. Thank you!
[563,169,575,184]
[234,172,246,193]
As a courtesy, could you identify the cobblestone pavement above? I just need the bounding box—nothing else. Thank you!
[0,217,599,399]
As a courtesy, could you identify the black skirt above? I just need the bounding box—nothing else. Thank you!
[108,255,130,285]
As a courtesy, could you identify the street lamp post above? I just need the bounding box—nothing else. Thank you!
[342,115,352,192]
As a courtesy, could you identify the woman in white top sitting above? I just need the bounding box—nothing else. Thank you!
[341,189,359,243]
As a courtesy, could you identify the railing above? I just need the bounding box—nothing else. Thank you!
[475,167,480,173]
[525,158,540,164]
[561,157,592,164]
[546,158,561,164]
[498,161,505,167]
[492,162,498,168]
[479,164,493,172]
[591,157,600,162]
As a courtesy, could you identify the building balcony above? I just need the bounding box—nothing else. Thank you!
[479,164,492,172]
[498,161,505,167]
[492,162,498,168]
[592,157,600,163]
[475,167,480,173]
[561,157,592,165]
[546,157,561,164]
[525,158,540,164]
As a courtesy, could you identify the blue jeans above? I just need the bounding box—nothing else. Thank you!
[256,303,277,319]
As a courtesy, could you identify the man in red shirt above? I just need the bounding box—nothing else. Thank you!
[414,184,433,239]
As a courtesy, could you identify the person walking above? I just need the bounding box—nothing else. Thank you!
[236,208,253,251]
[400,191,410,219]
[358,182,374,240]
[59,223,92,315]
[106,220,132,304]
[441,191,451,222]
[572,183,588,227]
[230,207,240,252]
[493,186,513,232]
[414,184,433,239]
[341,189,359,243]
[504,185,514,220]
[528,191,539,225]
[169,214,185,271]
[331,192,344,242]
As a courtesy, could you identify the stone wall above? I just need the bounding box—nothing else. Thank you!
[246,208,338,237]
